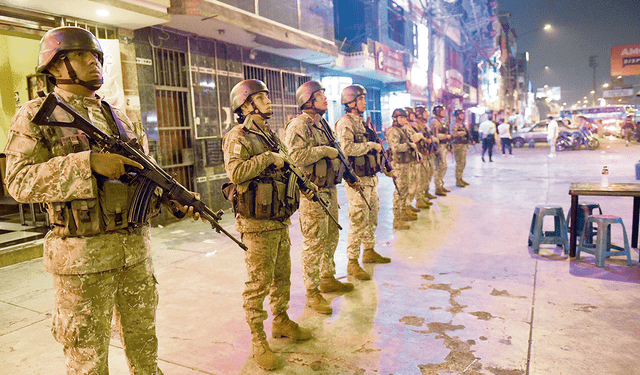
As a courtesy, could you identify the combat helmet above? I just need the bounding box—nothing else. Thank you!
[432,104,445,115]
[296,80,325,109]
[415,105,427,117]
[231,79,269,114]
[341,84,367,104]
[392,108,408,118]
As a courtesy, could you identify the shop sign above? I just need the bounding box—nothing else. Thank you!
[374,41,406,80]
[611,43,640,77]
[603,87,634,98]
[97,39,125,109]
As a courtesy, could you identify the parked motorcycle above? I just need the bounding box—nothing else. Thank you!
[556,129,599,151]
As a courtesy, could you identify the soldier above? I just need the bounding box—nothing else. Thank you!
[335,84,391,281]
[451,109,471,187]
[3,26,204,374]
[406,106,432,209]
[414,105,438,200]
[284,81,353,315]
[386,108,417,230]
[223,79,311,370]
[429,105,452,196]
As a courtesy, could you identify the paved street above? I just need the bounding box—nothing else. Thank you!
[1,137,640,375]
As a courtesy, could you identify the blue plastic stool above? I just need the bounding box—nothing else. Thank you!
[566,202,602,245]
[576,215,632,267]
[528,205,569,253]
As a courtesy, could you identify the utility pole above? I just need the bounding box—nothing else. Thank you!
[426,0,434,111]
[589,55,597,106]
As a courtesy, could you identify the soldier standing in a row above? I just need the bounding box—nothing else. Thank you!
[430,105,452,196]
[406,106,432,210]
[284,81,353,316]
[336,85,391,281]
[386,108,415,230]
[451,109,471,187]
[223,79,311,370]
[415,105,438,200]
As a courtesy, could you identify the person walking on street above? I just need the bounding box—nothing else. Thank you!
[414,105,438,200]
[451,109,471,187]
[429,105,452,196]
[547,115,559,157]
[3,26,206,375]
[478,114,497,162]
[224,79,311,370]
[386,108,416,229]
[622,114,636,147]
[497,118,512,155]
[335,84,391,282]
[284,81,353,314]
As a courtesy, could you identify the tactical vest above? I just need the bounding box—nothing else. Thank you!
[388,125,414,164]
[452,125,470,144]
[348,120,382,177]
[412,125,430,155]
[290,116,344,188]
[228,127,300,221]
[40,101,142,237]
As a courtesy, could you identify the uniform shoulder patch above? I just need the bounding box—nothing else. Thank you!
[232,142,244,155]
[4,132,37,156]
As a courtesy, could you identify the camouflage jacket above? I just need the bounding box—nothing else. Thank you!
[335,112,379,186]
[223,117,291,233]
[3,87,151,275]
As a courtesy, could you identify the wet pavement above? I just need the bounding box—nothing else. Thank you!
[1,137,640,374]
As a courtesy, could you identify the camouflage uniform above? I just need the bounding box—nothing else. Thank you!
[4,87,161,375]
[403,124,420,208]
[451,123,470,181]
[414,118,435,198]
[430,117,450,190]
[284,111,340,291]
[335,113,380,260]
[385,124,413,217]
[222,117,295,345]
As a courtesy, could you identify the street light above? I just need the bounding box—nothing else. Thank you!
[543,24,552,31]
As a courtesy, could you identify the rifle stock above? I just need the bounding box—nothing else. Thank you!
[32,93,248,251]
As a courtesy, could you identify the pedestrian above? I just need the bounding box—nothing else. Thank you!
[451,109,471,187]
[429,105,452,196]
[497,118,512,155]
[478,114,497,162]
[386,108,416,229]
[414,105,438,200]
[223,79,311,370]
[335,84,391,281]
[547,115,559,157]
[621,114,635,147]
[3,26,204,375]
[284,81,353,315]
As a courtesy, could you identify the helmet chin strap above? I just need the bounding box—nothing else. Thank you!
[55,55,103,91]
[249,100,272,120]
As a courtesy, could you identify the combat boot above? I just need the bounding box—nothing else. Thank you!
[251,339,278,371]
[442,187,451,192]
[347,259,372,280]
[362,248,391,264]
[416,198,431,209]
[460,179,470,186]
[393,217,410,230]
[272,314,312,341]
[319,276,354,293]
[403,208,418,221]
[456,179,466,187]
[407,204,421,212]
[425,191,437,199]
[305,288,332,314]
[435,188,447,196]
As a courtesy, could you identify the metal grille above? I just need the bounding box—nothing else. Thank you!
[153,47,194,191]
[243,65,310,136]
[64,19,117,39]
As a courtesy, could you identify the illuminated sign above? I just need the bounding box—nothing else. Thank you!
[374,41,406,80]
[611,43,640,77]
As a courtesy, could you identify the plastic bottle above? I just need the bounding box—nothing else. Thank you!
[601,166,609,188]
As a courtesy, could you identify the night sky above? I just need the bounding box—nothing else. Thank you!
[498,0,640,107]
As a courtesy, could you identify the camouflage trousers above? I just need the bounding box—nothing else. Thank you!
[407,161,419,206]
[453,144,469,180]
[241,228,291,342]
[434,146,449,189]
[299,186,339,290]
[345,175,379,259]
[391,162,411,216]
[51,258,160,375]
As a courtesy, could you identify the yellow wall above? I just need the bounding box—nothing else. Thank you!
[0,31,41,151]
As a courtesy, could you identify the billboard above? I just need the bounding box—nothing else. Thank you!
[611,43,640,77]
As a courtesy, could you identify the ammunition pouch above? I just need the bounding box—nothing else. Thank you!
[303,157,344,188]
[392,150,414,164]
[223,173,300,221]
[349,133,382,177]
[46,179,138,237]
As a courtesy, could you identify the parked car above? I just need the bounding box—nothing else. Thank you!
[511,120,572,148]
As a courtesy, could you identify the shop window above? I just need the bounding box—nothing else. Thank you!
[388,1,405,46]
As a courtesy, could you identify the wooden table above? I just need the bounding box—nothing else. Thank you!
[568,182,640,257]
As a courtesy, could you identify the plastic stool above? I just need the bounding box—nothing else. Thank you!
[566,202,602,244]
[576,215,632,267]
[528,205,569,253]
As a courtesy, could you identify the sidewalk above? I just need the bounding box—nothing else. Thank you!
[1,138,640,374]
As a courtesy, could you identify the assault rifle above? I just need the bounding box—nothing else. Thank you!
[315,116,371,211]
[364,118,399,194]
[32,93,248,251]
[250,118,343,230]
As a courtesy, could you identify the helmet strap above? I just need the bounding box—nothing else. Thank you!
[249,99,271,120]
[54,55,103,91]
